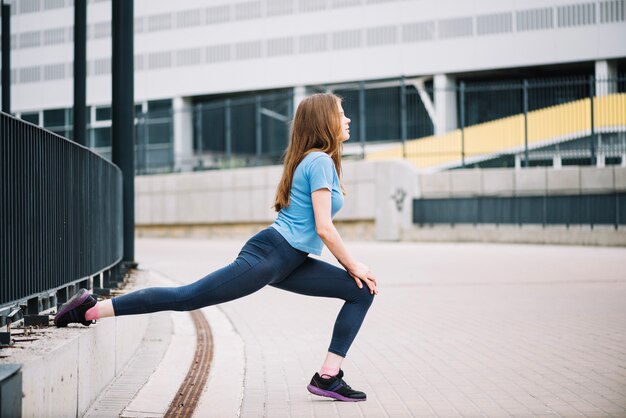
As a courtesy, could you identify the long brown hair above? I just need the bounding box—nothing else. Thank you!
[273,93,345,212]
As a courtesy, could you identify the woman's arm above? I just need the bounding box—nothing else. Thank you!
[312,189,378,294]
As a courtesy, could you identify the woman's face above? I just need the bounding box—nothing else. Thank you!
[337,101,351,142]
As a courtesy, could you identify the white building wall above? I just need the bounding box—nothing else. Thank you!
[3,0,626,112]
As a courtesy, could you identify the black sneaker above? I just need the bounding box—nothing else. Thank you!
[307,369,367,402]
[53,288,97,327]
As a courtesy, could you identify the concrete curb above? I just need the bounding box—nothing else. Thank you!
[19,310,150,417]
[193,305,246,418]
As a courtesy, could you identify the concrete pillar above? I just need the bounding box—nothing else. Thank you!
[434,74,457,136]
[553,154,562,169]
[595,60,618,96]
[293,86,306,114]
[173,97,194,172]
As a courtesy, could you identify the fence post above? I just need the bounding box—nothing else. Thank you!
[589,75,596,166]
[194,103,203,170]
[523,79,529,168]
[459,81,466,168]
[400,76,407,158]
[255,95,262,166]
[359,81,366,159]
[225,99,232,168]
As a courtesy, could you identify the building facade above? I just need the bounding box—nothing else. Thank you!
[3,0,626,171]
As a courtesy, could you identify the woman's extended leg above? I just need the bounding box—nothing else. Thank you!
[55,228,307,326]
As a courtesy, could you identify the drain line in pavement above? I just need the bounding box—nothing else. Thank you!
[164,310,214,418]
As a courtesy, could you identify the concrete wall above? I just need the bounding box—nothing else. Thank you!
[18,315,149,418]
[135,159,381,240]
[136,162,626,246]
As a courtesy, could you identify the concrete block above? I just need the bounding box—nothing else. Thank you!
[233,168,252,189]
[162,174,178,193]
[218,190,238,223]
[249,166,268,188]
[249,189,273,222]
[43,340,78,418]
[202,191,220,222]
[615,167,626,191]
[450,169,482,197]
[482,169,515,196]
[419,172,450,198]
[580,167,614,193]
[266,166,283,189]
[231,188,253,221]
[354,182,376,220]
[115,314,150,375]
[176,192,195,223]
[547,167,580,195]
[219,170,235,189]
[515,167,547,195]
[20,357,46,418]
[135,194,150,225]
[77,321,116,416]
[164,192,178,224]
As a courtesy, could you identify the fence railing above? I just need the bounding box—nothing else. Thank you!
[19,75,626,174]
[0,112,123,326]
[413,193,626,229]
[365,76,626,170]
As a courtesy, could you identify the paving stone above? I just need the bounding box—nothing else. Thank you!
[132,237,626,418]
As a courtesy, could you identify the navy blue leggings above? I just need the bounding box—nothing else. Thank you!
[112,227,374,357]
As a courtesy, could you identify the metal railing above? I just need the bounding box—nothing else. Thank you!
[19,75,626,174]
[413,193,626,229]
[0,112,123,326]
[364,75,626,170]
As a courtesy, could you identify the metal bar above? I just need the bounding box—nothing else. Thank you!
[589,75,596,166]
[255,95,262,165]
[459,81,466,168]
[73,0,87,146]
[523,79,529,168]
[225,99,232,167]
[111,0,135,262]
[359,81,366,159]
[400,76,407,158]
[1,2,11,113]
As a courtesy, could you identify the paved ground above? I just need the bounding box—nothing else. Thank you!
[136,236,626,418]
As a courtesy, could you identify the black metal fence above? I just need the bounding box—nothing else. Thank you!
[413,193,626,228]
[17,75,626,173]
[0,112,123,326]
[335,75,626,170]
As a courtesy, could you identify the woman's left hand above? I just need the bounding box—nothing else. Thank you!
[348,264,378,295]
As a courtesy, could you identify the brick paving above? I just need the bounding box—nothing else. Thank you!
[136,237,626,418]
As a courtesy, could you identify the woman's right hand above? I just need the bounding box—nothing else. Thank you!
[348,261,378,295]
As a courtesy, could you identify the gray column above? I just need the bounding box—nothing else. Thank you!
[595,60,618,96]
[173,97,194,172]
[293,86,306,114]
[434,74,457,136]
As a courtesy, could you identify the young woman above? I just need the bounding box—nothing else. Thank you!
[54,93,378,402]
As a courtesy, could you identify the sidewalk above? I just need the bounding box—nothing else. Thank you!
[135,237,626,418]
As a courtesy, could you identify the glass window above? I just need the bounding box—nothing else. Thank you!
[146,121,172,144]
[93,127,111,148]
[21,112,40,125]
[148,99,172,113]
[43,108,66,127]
[95,106,111,121]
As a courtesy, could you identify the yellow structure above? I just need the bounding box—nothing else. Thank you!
[365,93,626,169]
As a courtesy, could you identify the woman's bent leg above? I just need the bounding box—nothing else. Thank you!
[270,257,375,357]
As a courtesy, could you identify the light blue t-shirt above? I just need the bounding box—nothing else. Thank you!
[271,151,344,255]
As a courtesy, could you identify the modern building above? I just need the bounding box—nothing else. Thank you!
[3,0,626,172]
